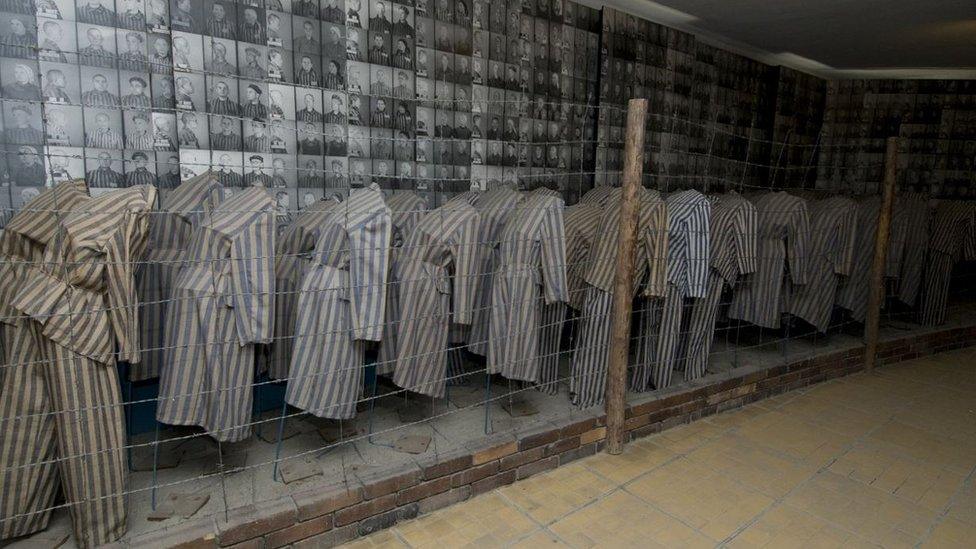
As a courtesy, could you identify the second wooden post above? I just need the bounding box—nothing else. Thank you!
[605,98,648,455]
[864,136,899,372]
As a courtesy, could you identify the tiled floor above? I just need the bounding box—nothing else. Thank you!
[342,347,976,548]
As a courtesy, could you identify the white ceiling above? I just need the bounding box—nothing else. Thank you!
[597,0,976,78]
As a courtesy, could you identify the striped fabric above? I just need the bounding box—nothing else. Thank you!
[156,187,276,443]
[578,185,615,207]
[487,193,568,385]
[682,193,758,381]
[729,192,810,329]
[377,191,430,376]
[633,189,710,391]
[86,127,124,149]
[895,193,930,307]
[125,168,158,188]
[285,185,391,419]
[563,203,603,312]
[132,173,226,381]
[265,196,343,380]
[392,201,481,399]
[467,187,524,357]
[569,286,613,408]
[920,201,975,326]
[2,185,155,549]
[785,196,857,332]
[834,196,910,322]
[571,187,669,408]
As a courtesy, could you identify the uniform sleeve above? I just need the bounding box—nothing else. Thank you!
[685,199,710,298]
[105,209,151,364]
[540,200,569,305]
[642,198,669,298]
[787,202,811,285]
[736,202,758,275]
[450,212,480,325]
[230,212,276,345]
[348,207,392,341]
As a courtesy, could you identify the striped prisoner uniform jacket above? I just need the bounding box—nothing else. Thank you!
[487,193,568,390]
[285,185,391,419]
[87,167,125,188]
[2,185,156,548]
[728,191,810,329]
[578,185,615,207]
[265,196,343,380]
[125,168,158,187]
[392,200,481,398]
[920,201,975,326]
[87,127,124,149]
[467,186,524,358]
[563,203,604,312]
[785,196,857,332]
[834,196,909,321]
[633,189,710,391]
[156,187,276,443]
[571,187,668,408]
[681,193,757,382]
[528,187,571,394]
[895,193,930,307]
[132,172,225,381]
[377,191,430,376]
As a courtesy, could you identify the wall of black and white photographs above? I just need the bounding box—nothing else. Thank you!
[0,0,972,227]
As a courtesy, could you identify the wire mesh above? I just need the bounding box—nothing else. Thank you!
[0,0,973,547]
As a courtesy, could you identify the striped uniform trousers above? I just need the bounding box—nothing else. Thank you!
[785,196,857,332]
[729,192,811,329]
[377,192,430,376]
[286,185,391,418]
[487,194,568,386]
[2,185,156,548]
[267,198,343,380]
[681,193,758,381]
[633,190,710,391]
[156,187,276,443]
[132,173,226,381]
[570,187,668,408]
[393,202,480,399]
[920,201,975,326]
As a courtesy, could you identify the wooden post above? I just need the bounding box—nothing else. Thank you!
[864,137,899,372]
[605,98,648,455]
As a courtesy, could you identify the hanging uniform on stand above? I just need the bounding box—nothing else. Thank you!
[377,191,430,376]
[487,192,568,389]
[894,193,930,308]
[393,200,480,399]
[920,201,975,326]
[2,185,156,548]
[728,191,810,329]
[835,195,910,321]
[0,181,89,542]
[156,187,276,443]
[266,196,343,380]
[285,184,391,419]
[633,189,710,391]
[682,192,757,381]
[785,195,857,332]
[570,187,668,408]
[529,187,573,394]
[578,184,615,207]
[467,186,524,359]
[133,173,226,381]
